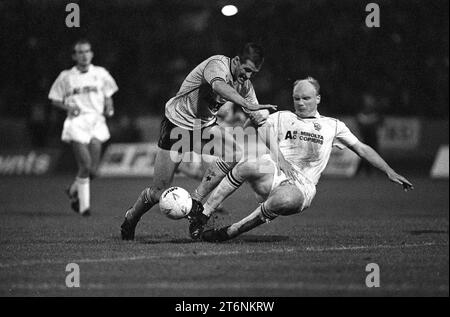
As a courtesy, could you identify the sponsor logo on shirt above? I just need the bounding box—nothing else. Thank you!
[66,85,99,97]
[285,130,324,145]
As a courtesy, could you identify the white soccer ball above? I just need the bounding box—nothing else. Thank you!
[159,187,193,220]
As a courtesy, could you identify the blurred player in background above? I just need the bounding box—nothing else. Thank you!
[199,77,413,242]
[120,43,276,240]
[48,39,118,216]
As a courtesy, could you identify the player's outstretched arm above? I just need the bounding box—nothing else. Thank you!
[211,80,277,112]
[349,141,414,191]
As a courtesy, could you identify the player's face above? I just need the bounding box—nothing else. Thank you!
[292,82,321,117]
[73,43,93,67]
[233,58,259,84]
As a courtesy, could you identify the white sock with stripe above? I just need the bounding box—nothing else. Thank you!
[191,158,234,203]
[203,169,244,217]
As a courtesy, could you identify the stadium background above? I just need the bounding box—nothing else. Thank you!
[0,0,448,155]
[0,0,448,296]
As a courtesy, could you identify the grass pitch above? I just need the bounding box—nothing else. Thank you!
[0,175,448,296]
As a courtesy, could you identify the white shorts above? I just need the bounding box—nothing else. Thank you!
[261,154,316,211]
[61,113,110,144]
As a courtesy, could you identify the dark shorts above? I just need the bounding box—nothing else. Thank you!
[157,116,217,153]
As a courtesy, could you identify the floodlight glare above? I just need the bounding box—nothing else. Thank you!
[221,5,238,17]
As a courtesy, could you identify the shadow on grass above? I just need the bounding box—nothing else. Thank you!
[133,234,290,244]
[137,236,197,244]
[228,235,290,243]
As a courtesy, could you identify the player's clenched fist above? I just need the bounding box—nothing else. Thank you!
[104,105,114,118]
[104,97,114,118]
[68,105,81,117]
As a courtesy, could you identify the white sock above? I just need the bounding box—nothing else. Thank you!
[203,170,243,217]
[76,177,90,213]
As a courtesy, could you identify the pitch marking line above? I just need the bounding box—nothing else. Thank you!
[0,242,444,269]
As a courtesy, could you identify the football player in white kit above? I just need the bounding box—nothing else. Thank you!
[120,43,276,240]
[48,39,118,216]
[199,77,414,242]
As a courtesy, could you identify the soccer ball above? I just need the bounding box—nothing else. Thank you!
[159,187,193,220]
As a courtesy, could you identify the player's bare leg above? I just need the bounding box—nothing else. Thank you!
[88,138,103,179]
[202,183,304,242]
[68,142,93,216]
[177,161,205,180]
[121,148,182,240]
[175,152,203,180]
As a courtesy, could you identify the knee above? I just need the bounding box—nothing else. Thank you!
[237,158,273,181]
[277,196,303,216]
[234,161,248,175]
[267,185,304,216]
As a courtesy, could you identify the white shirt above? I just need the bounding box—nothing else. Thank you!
[165,55,258,130]
[267,111,359,185]
[48,65,118,115]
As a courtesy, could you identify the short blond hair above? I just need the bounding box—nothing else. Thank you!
[294,77,320,95]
